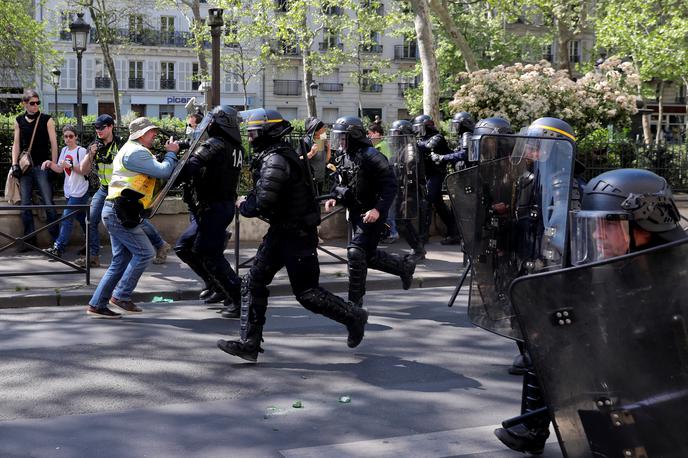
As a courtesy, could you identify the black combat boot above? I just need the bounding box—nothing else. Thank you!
[217,323,264,362]
[203,256,241,308]
[220,291,241,319]
[297,288,368,348]
[368,251,416,290]
[494,424,549,455]
[175,247,216,301]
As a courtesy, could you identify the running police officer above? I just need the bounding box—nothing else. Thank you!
[412,114,461,245]
[174,106,243,317]
[217,109,368,362]
[432,111,475,170]
[325,116,416,307]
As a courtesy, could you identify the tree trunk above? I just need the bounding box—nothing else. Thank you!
[427,0,479,72]
[303,52,316,118]
[655,80,665,144]
[90,4,121,125]
[555,19,572,76]
[409,0,440,120]
[683,78,688,143]
[189,1,208,78]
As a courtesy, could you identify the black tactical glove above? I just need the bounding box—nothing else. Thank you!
[11,164,22,178]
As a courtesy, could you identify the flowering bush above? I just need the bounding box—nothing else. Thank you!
[448,58,639,138]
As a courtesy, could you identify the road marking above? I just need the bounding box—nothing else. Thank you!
[280,424,559,457]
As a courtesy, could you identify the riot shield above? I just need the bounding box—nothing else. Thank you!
[450,134,575,339]
[510,237,688,458]
[148,113,212,217]
[389,133,420,221]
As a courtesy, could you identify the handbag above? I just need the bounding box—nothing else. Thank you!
[19,115,40,173]
[4,170,21,204]
[77,146,101,194]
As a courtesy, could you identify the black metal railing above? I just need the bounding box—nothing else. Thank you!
[319,82,343,92]
[361,82,383,93]
[84,28,197,48]
[128,77,145,89]
[397,82,417,97]
[273,79,302,96]
[360,43,383,53]
[319,42,343,51]
[676,97,686,104]
[95,77,111,89]
[160,78,176,90]
[394,44,418,60]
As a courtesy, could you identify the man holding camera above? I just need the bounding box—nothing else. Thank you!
[87,117,179,318]
[77,114,170,267]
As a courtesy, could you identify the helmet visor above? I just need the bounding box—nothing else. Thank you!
[331,130,348,153]
[247,127,262,143]
[570,210,631,265]
[412,123,426,137]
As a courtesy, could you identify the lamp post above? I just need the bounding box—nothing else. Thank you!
[199,81,211,112]
[309,81,319,117]
[70,12,91,134]
[207,8,224,109]
[50,67,61,121]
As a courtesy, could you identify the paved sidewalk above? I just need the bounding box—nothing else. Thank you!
[0,238,465,308]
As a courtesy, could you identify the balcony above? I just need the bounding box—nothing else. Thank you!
[160,78,176,90]
[319,42,343,52]
[128,77,145,89]
[394,45,418,60]
[273,79,302,96]
[676,97,686,104]
[360,43,383,54]
[319,82,343,92]
[397,82,417,97]
[361,83,383,93]
[95,77,111,89]
[87,28,197,48]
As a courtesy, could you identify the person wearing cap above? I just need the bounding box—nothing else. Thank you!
[86,117,179,319]
[76,114,171,268]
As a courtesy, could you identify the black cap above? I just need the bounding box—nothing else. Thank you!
[93,114,114,129]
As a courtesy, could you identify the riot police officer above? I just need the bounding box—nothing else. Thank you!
[388,119,426,260]
[174,106,243,316]
[412,114,461,245]
[494,116,578,454]
[325,116,416,307]
[431,111,475,170]
[217,109,368,362]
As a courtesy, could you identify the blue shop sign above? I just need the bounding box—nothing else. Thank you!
[166,96,194,104]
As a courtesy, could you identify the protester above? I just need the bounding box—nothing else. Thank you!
[41,125,90,258]
[367,123,398,243]
[11,89,59,251]
[302,117,331,195]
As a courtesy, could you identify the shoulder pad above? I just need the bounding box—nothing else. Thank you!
[193,137,224,162]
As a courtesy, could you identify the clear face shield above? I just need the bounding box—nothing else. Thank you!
[570,210,632,265]
[388,131,407,151]
[467,136,480,162]
[511,137,555,164]
[412,123,426,137]
[331,130,348,154]
[247,126,262,143]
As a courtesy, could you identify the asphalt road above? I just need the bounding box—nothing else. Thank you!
[0,287,562,457]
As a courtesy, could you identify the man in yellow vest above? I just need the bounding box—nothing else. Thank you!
[87,117,179,318]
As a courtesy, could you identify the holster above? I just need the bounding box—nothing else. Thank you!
[113,191,144,228]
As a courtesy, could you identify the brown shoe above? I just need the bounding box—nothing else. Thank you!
[86,305,122,319]
[75,255,101,268]
[109,297,143,313]
[152,241,171,264]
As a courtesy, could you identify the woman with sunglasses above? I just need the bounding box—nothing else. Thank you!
[10,89,60,251]
[41,125,92,258]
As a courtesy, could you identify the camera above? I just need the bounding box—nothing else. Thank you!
[176,140,191,150]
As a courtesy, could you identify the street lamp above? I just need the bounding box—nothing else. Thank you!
[50,67,61,121]
[309,81,319,117]
[70,12,91,134]
[207,8,224,109]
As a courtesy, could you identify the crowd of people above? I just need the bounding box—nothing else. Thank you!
[9,88,688,456]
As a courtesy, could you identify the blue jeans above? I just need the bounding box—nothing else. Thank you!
[89,203,154,308]
[54,194,89,251]
[19,166,59,241]
[386,197,398,237]
[88,186,163,255]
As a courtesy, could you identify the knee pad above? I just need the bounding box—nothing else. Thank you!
[347,246,366,264]
[296,287,325,313]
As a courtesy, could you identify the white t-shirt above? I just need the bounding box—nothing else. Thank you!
[59,146,89,198]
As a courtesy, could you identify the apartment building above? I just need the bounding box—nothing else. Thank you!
[34,0,416,125]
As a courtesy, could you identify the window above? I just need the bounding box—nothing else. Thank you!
[542,44,553,62]
[161,62,175,89]
[129,61,144,89]
[131,104,146,117]
[568,40,580,63]
[192,62,200,90]
[361,108,382,122]
[320,29,341,51]
[160,16,175,44]
[225,18,239,47]
[224,72,240,93]
[277,107,298,120]
[95,59,111,88]
[159,104,175,119]
[129,14,144,42]
[59,12,71,40]
[361,69,382,92]
[322,108,338,125]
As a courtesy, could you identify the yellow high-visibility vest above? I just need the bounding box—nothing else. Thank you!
[107,141,157,209]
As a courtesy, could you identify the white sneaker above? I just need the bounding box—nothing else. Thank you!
[152,241,171,264]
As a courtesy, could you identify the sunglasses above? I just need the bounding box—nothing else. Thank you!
[63,134,75,139]
[95,125,110,131]
[28,101,40,106]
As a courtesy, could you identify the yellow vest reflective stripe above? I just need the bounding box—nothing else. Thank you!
[107,141,158,209]
[97,141,118,186]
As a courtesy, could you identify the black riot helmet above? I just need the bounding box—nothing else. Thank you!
[245,108,293,151]
[412,114,436,137]
[208,105,242,146]
[450,112,475,136]
[469,117,513,162]
[331,116,372,154]
[571,168,687,265]
[388,119,414,151]
[515,117,576,164]
[473,117,513,137]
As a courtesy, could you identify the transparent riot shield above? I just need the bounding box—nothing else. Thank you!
[510,237,688,458]
[148,113,212,217]
[389,133,420,221]
[449,134,575,340]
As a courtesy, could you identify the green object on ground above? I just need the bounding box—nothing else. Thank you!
[292,400,303,408]
[338,395,351,403]
[152,296,174,303]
